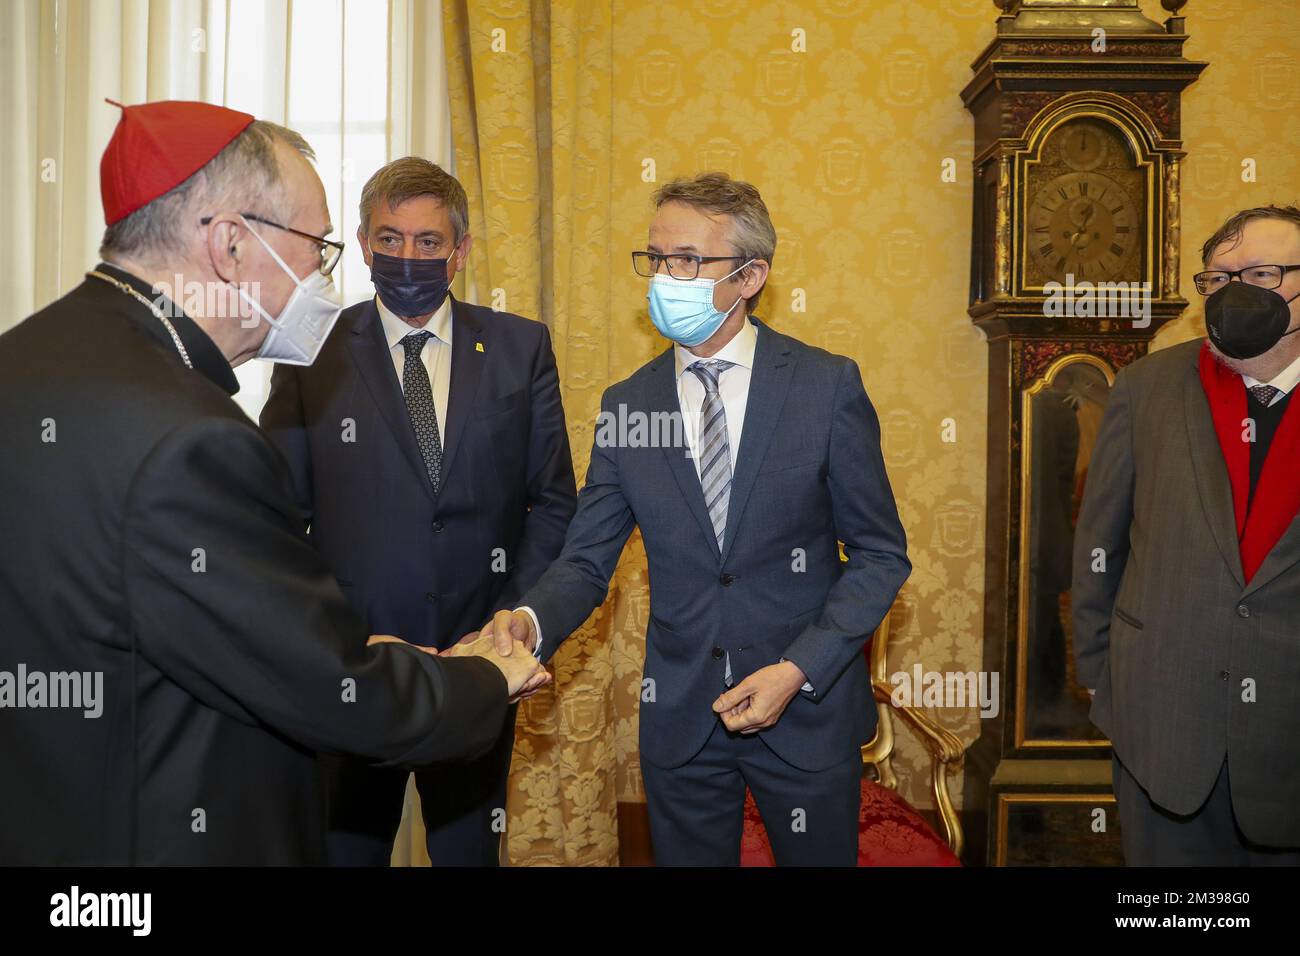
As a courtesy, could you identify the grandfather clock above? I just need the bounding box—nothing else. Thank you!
[959,0,1205,865]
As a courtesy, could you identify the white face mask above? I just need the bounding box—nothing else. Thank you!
[236,215,342,365]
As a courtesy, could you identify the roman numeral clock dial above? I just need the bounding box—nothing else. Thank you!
[1021,117,1146,290]
[1028,171,1137,282]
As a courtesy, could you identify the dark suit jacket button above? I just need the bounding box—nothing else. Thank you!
[431,519,444,532]
[1236,604,1250,618]
[712,646,724,660]
[719,573,735,586]
[425,592,437,603]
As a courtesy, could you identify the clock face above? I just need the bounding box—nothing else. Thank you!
[1059,124,1108,172]
[1028,171,1138,282]
[1021,118,1146,289]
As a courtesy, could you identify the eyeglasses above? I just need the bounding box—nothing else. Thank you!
[200,213,345,275]
[632,251,747,281]
[1193,264,1300,296]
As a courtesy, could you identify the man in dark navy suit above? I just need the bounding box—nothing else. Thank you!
[261,157,576,866]
[481,173,910,865]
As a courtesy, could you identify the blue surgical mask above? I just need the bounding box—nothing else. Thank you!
[369,249,451,318]
[647,259,754,347]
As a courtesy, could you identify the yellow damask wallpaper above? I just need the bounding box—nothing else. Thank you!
[442,0,1300,865]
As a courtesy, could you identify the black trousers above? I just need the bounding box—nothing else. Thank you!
[641,720,861,866]
[1113,754,1300,866]
[324,705,517,866]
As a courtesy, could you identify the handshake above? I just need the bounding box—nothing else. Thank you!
[368,610,548,702]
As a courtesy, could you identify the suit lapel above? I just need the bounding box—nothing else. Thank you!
[719,321,793,565]
[651,349,721,560]
[1242,516,1300,598]
[345,300,435,501]
[438,297,485,482]
[1183,359,1245,588]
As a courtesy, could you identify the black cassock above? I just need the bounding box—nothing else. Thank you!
[0,264,508,864]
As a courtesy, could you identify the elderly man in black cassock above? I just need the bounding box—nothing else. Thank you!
[0,100,546,865]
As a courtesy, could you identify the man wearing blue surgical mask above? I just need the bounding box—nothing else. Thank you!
[483,171,911,865]
[261,157,576,866]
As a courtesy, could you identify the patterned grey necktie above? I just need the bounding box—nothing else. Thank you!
[1248,383,1281,407]
[401,331,443,492]
[688,359,735,550]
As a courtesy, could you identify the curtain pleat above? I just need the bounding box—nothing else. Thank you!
[443,0,627,867]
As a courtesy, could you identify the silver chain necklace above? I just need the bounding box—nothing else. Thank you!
[87,270,194,369]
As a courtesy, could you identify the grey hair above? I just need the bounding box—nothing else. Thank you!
[651,172,777,311]
[99,120,315,264]
[358,156,469,244]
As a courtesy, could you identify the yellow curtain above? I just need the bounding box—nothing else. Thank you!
[443,0,632,866]
[1,0,209,333]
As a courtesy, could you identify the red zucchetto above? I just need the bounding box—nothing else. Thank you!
[99,99,255,225]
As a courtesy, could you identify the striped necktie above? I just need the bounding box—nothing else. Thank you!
[688,359,736,550]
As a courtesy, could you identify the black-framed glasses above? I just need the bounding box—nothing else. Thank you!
[1193,264,1300,296]
[200,213,345,275]
[632,251,746,281]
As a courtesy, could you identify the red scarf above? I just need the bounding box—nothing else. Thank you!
[1197,341,1300,583]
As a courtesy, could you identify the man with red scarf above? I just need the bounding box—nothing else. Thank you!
[1074,205,1300,866]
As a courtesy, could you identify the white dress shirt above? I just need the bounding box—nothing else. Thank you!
[376,294,452,451]
[1242,349,1300,406]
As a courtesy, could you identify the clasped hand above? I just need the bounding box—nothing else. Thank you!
[369,625,550,702]
[442,609,549,702]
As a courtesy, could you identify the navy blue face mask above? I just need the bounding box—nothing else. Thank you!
[369,250,451,318]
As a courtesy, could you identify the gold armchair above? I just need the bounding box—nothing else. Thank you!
[861,612,967,858]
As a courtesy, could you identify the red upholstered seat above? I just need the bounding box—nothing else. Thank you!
[739,614,965,866]
[740,780,962,867]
